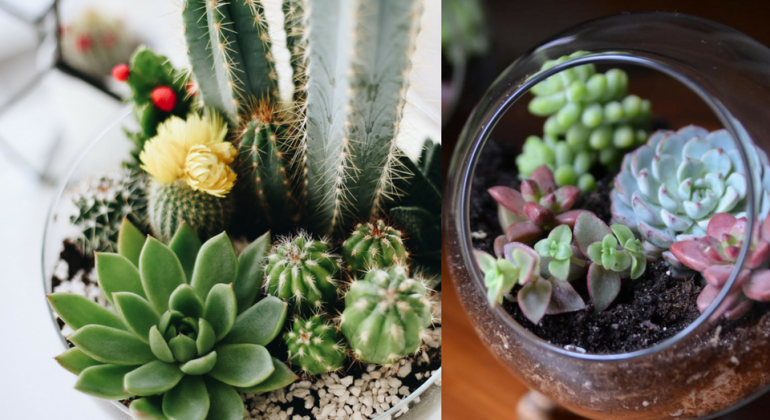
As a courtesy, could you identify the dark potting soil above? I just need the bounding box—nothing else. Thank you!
[469,139,706,354]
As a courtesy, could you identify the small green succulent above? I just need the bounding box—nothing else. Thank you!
[534,225,574,281]
[285,314,347,376]
[49,221,296,420]
[574,213,647,311]
[341,266,433,365]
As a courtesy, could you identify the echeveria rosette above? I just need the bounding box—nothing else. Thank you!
[534,225,587,281]
[489,165,584,249]
[670,214,770,321]
[574,213,647,312]
[285,314,347,376]
[49,221,296,420]
[612,126,770,257]
[341,265,433,365]
[474,243,585,324]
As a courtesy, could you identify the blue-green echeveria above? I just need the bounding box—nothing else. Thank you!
[612,125,770,252]
[49,220,297,420]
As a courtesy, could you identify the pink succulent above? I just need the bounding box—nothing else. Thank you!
[489,165,585,252]
[669,213,770,321]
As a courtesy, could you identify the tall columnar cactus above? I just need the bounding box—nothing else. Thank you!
[182,0,423,236]
[340,265,433,365]
[263,232,342,313]
[342,220,408,273]
[71,171,147,254]
[284,314,347,375]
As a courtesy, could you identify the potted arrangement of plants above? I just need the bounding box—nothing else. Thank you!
[43,1,441,419]
[446,13,770,420]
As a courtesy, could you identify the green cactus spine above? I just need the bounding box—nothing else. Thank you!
[237,101,299,225]
[71,171,147,254]
[147,181,231,243]
[341,265,433,365]
[284,314,347,375]
[264,232,342,312]
[182,0,277,123]
[342,220,408,273]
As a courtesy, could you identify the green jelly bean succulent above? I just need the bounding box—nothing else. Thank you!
[574,213,647,311]
[263,232,342,314]
[342,219,408,273]
[70,171,147,255]
[285,314,347,376]
[341,265,433,365]
[49,221,296,420]
[518,51,653,191]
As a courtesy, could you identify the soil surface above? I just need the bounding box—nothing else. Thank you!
[469,140,708,354]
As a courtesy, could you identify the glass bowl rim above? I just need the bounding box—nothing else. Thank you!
[41,106,441,419]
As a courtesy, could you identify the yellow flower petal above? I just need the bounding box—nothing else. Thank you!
[184,144,237,197]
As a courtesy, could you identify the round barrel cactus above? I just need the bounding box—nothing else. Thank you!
[263,232,341,313]
[341,266,433,365]
[48,226,295,420]
[342,219,408,273]
[284,314,346,375]
[148,181,231,244]
[611,125,770,250]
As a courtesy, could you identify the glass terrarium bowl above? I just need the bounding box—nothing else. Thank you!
[42,108,441,420]
[445,12,770,420]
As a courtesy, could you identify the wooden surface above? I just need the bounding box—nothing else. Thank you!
[441,2,770,419]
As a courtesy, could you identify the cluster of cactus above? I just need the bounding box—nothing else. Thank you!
[670,214,770,320]
[285,314,346,375]
[181,0,425,237]
[612,126,770,262]
[517,51,653,191]
[340,265,433,365]
[263,232,342,314]
[70,171,147,254]
[49,221,296,419]
[61,9,138,79]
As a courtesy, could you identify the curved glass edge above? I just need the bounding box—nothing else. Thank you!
[448,49,758,361]
[40,107,440,419]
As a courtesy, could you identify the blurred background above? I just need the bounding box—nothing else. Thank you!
[0,0,439,417]
[442,0,770,419]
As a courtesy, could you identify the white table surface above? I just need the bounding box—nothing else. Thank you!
[0,1,440,418]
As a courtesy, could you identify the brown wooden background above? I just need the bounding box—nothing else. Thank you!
[442,1,770,419]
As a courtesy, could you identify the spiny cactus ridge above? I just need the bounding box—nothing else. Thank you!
[342,219,408,273]
[263,232,342,313]
[70,171,147,254]
[285,314,347,376]
[147,181,232,243]
[341,265,433,365]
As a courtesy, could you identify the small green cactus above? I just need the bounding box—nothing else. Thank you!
[147,181,231,244]
[263,232,342,313]
[70,171,147,254]
[284,314,346,375]
[342,220,408,273]
[341,266,433,365]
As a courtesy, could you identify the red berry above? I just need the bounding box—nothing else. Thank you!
[151,86,177,112]
[111,64,130,82]
[101,32,117,48]
[76,35,92,53]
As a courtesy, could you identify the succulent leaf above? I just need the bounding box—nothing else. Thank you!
[119,218,147,267]
[196,319,217,356]
[140,237,186,313]
[203,284,237,341]
[168,334,197,363]
[75,364,136,400]
[169,284,205,319]
[162,376,210,420]
[71,325,155,365]
[203,377,245,420]
[208,344,274,388]
[129,397,166,420]
[574,212,612,255]
[124,360,185,396]
[233,231,271,313]
[180,352,218,376]
[236,357,298,394]
[587,264,622,312]
[221,296,287,346]
[55,348,103,375]
[517,277,553,324]
[169,223,202,282]
[149,326,175,363]
[546,279,586,315]
[113,292,161,343]
[95,253,146,306]
[47,293,127,331]
[191,232,238,300]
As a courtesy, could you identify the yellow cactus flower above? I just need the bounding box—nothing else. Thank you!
[140,113,237,197]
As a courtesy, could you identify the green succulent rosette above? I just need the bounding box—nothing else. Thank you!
[49,221,297,420]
